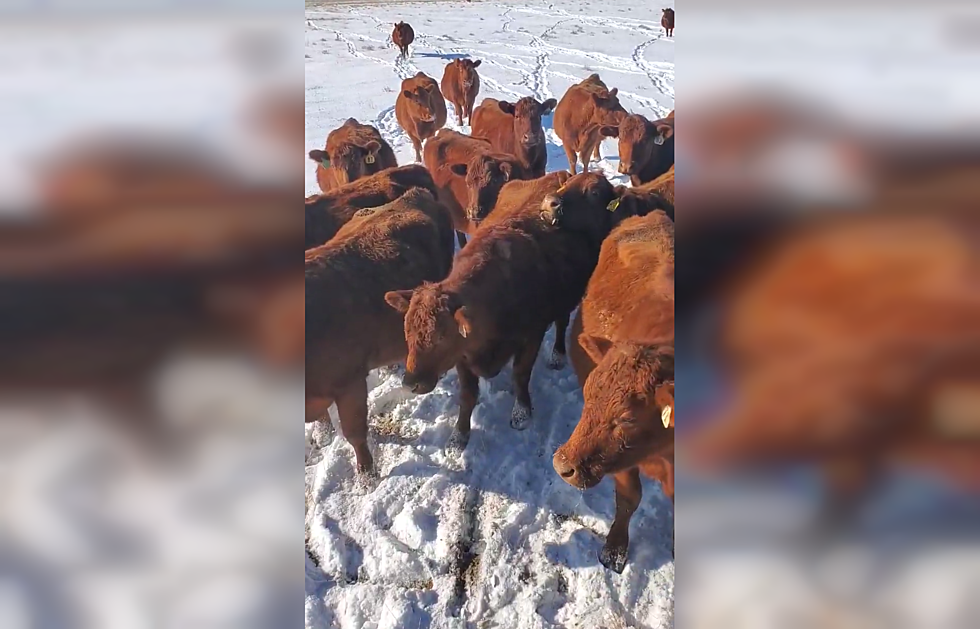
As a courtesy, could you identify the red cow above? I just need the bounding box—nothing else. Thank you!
[555,211,675,573]
[471,96,558,178]
[392,22,415,57]
[308,118,397,193]
[662,9,675,37]
[395,72,448,162]
[441,59,482,127]
[553,74,628,174]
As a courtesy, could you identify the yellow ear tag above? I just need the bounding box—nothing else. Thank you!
[661,406,672,428]
[556,186,566,194]
[365,154,376,164]
[607,198,620,212]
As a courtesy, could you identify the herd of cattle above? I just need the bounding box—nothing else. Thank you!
[306,20,675,573]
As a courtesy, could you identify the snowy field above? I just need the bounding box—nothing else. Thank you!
[304,2,675,628]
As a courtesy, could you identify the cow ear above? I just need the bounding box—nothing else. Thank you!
[472,59,482,67]
[497,100,515,115]
[499,162,512,181]
[599,125,619,138]
[555,170,571,187]
[403,90,414,100]
[309,149,330,168]
[454,306,473,339]
[364,140,381,155]
[384,290,413,313]
[655,122,674,141]
[579,334,613,364]
[541,98,557,114]
[450,163,468,176]
[609,87,618,98]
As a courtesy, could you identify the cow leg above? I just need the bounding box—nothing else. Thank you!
[547,311,570,370]
[510,331,544,430]
[579,147,594,172]
[456,230,468,250]
[599,468,642,573]
[564,145,578,174]
[453,102,463,127]
[336,378,374,474]
[449,361,480,451]
[411,136,423,163]
[593,144,602,161]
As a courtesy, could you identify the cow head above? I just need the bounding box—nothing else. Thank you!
[402,77,443,124]
[540,172,623,244]
[308,141,382,186]
[600,114,674,178]
[450,154,519,223]
[612,189,675,224]
[384,284,474,395]
[497,97,558,156]
[553,343,674,489]
[454,58,482,90]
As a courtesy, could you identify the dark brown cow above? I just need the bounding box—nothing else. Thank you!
[423,129,530,248]
[304,164,437,248]
[308,118,398,193]
[662,9,675,37]
[596,113,674,187]
[471,96,558,178]
[305,187,455,474]
[441,59,482,127]
[396,72,448,163]
[384,172,625,451]
[554,74,628,174]
[554,211,675,573]
[392,21,415,57]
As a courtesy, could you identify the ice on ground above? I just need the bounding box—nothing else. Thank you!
[305,2,675,628]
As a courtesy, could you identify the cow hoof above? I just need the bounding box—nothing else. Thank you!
[510,403,532,430]
[598,544,628,574]
[546,349,566,370]
[445,428,471,456]
[354,465,380,492]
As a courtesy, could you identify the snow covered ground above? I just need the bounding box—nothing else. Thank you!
[304,2,675,628]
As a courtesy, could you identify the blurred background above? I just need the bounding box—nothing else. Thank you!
[0,1,303,628]
[677,1,980,627]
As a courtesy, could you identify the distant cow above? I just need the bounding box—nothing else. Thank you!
[308,118,398,193]
[441,59,482,127]
[555,211,676,573]
[305,164,437,248]
[596,113,674,187]
[662,9,675,37]
[385,172,625,452]
[554,74,628,174]
[305,187,455,474]
[392,22,415,57]
[471,96,558,178]
[396,72,448,163]
[423,129,530,248]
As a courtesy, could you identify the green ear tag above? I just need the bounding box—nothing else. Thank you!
[607,198,620,212]
[319,158,331,168]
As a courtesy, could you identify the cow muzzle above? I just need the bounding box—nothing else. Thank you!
[618,161,632,175]
[402,370,437,395]
[552,451,596,489]
[540,194,562,225]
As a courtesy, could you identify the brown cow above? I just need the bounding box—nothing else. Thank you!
[662,9,675,37]
[305,187,455,474]
[441,59,482,127]
[392,22,415,57]
[308,118,398,193]
[305,164,437,248]
[396,72,448,163]
[554,74,628,174]
[422,129,530,248]
[554,211,676,573]
[385,172,625,452]
[471,96,558,178]
[596,113,674,187]
[645,164,674,206]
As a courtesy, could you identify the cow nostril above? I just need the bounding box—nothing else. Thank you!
[553,452,576,478]
[558,466,575,478]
